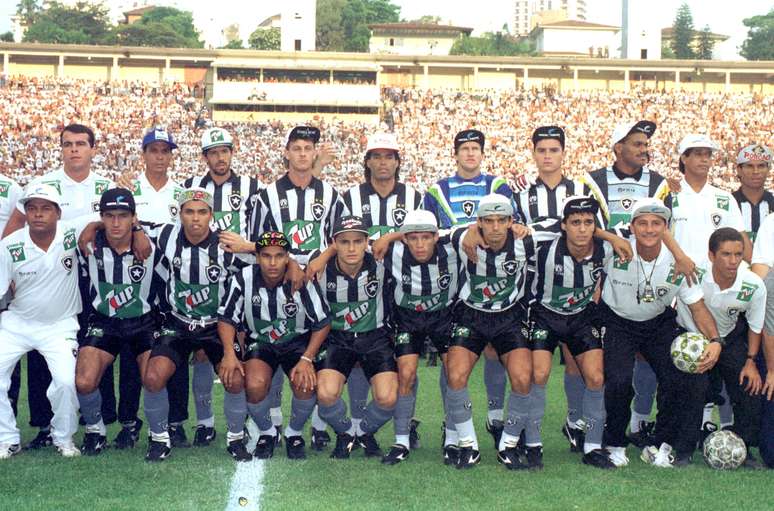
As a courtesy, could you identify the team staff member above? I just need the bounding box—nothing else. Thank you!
[75,189,163,455]
[218,231,330,460]
[599,198,721,468]
[732,144,774,244]
[759,267,774,468]
[0,184,94,458]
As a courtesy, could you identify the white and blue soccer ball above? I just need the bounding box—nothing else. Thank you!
[703,430,746,470]
[670,332,708,373]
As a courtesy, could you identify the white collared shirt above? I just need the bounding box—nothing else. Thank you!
[19,168,114,220]
[0,174,22,233]
[752,213,774,268]
[132,173,183,224]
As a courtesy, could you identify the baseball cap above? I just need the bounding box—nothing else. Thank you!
[532,126,565,150]
[19,183,60,208]
[454,129,485,152]
[201,127,233,152]
[99,188,136,214]
[736,144,772,165]
[366,133,399,153]
[610,120,656,149]
[142,127,178,150]
[286,126,321,147]
[631,197,671,223]
[332,215,368,238]
[677,134,718,155]
[400,210,439,234]
[178,187,214,210]
[561,195,599,220]
[477,193,513,219]
[255,231,290,252]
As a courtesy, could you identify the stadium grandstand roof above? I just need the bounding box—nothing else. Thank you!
[368,23,473,36]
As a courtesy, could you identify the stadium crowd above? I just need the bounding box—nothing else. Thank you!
[0,76,771,192]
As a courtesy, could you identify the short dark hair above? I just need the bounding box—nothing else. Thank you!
[363,150,400,182]
[60,123,95,148]
[708,227,744,254]
[679,148,697,174]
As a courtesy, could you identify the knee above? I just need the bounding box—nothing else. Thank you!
[245,378,270,404]
[292,387,315,400]
[373,386,397,409]
[143,370,166,394]
[533,368,551,386]
[510,374,531,394]
[316,384,338,407]
[446,365,469,390]
[224,373,244,394]
[584,370,604,391]
[75,374,98,395]
[397,369,416,396]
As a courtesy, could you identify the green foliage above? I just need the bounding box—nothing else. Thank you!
[316,0,347,51]
[740,9,774,60]
[23,1,113,45]
[671,2,696,59]
[404,15,441,24]
[15,0,41,25]
[113,22,193,48]
[316,0,400,52]
[248,27,281,50]
[450,32,534,56]
[696,25,715,60]
[0,31,14,42]
[221,39,244,49]
[132,6,203,48]
[661,43,676,59]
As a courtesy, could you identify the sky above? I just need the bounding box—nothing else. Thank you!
[0,0,770,59]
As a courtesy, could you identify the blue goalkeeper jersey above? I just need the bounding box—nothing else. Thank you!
[422,173,515,228]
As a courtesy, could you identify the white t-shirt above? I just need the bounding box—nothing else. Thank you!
[19,168,114,220]
[601,237,704,322]
[0,174,23,234]
[670,179,745,261]
[752,213,774,268]
[676,261,766,336]
[131,173,183,224]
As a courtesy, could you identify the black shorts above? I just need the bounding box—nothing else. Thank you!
[318,327,397,380]
[245,333,311,377]
[79,313,157,359]
[393,306,453,357]
[529,303,603,357]
[450,303,529,357]
[150,316,233,369]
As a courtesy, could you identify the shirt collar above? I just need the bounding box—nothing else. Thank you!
[180,228,219,248]
[611,164,643,181]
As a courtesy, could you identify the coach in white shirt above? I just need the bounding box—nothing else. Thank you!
[131,127,184,224]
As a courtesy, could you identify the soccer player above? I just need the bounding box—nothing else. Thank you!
[142,188,251,462]
[599,198,721,468]
[0,184,94,458]
[732,144,774,244]
[675,228,767,468]
[75,189,163,455]
[312,216,397,459]
[423,129,516,448]
[371,209,460,465]
[218,231,330,460]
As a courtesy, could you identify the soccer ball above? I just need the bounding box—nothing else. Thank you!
[703,430,747,470]
[670,332,708,373]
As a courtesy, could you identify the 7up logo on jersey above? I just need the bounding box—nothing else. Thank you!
[737,282,758,302]
[174,282,217,318]
[666,265,685,285]
[63,228,77,250]
[98,282,143,319]
[0,180,10,198]
[213,211,240,233]
[256,318,296,344]
[7,242,25,263]
[469,275,514,304]
[285,220,321,251]
[367,225,396,241]
[330,300,377,333]
[401,292,447,313]
[95,180,110,195]
[549,285,594,312]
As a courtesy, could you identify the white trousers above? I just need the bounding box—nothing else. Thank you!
[0,317,78,446]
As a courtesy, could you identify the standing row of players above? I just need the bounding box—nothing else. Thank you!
[0,121,772,471]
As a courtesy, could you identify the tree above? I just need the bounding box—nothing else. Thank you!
[661,43,676,59]
[740,9,774,61]
[16,0,41,25]
[317,0,400,52]
[221,39,244,49]
[405,15,441,24]
[113,22,192,48]
[0,32,14,43]
[316,0,346,51]
[670,2,696,59]
[23,1,114,45]
[450,32,533,57]
[248,27,280,50]
[696,25,715,60]
[133,6,203,48]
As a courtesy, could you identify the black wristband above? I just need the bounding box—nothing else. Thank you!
[709,337,725,347]
[747,354,757,360]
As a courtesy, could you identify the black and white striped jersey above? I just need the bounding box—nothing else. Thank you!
[383,234,460,313]
[316,252,391,334]
[78,231,163,319]
[732,189,774,243]
[515,176,593,224]
[154,224,247,321]
[342,182,422,240]
[583,165,670,228]
[219,265,330,345]
[184,173,262,238]
[253,174,346,266]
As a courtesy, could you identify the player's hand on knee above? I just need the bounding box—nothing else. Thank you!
[290,358,316,393]
[218,354,244,389]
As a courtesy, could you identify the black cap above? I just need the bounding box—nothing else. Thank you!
[286,126,321,147]
[255,231,290,252]
[99,188,136,214]
[532,126,565,150]
[562,195,599,220]
[454,129,485,152]
[332,215,369,238]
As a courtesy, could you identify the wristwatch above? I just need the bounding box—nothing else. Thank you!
[709,337,725,347]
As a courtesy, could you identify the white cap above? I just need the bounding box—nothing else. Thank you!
[19,183,60,208]
[678,134,718,155]
[631,197,671,223]
[477,193,514,218]
[366,133,399,153]
[610,120,656,149]
[400,210,438,234]
[201,127,233,152]
[736,144,772,165]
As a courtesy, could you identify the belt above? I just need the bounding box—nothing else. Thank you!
[170,311,217,331]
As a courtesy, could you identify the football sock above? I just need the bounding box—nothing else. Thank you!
[630,411,650,433]
[393,393,415,446]
[246,399,273,432]
[718,385,734,427]
[360,399,395,435]
[77,389,102,429]
[525,384,546,446]
[223,390,247,436]
[582,387,606,449]
[632,358,657,417]
[447,386,477,449]
[501,391,530,450]
[484,357,505,420]
[311,406,327,430]
[347,367,369,425]
[438,370,457,435]
[192,360,214,425]
[288,396,316,434]
[318,398,352,434]
[702,403,714,425]
[564,372,585,424]
[268,370,284,426]
[144,388,169,435]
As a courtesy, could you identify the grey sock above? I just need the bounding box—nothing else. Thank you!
[144,388,169,435]
[223,390,247,435]
[77,389,102,427]
[347,367,369,420]
[318,398,352,434]
[246,399,273,431]
[288,396,316,433]
[360,400,396,435]
[583,387,606,447]
[439,369,456,432]
[446,386,473,425]
[269,370,284,409]
[484,357,506,411]
[718,385,734,425]
[633,359,657,416]
[564,373,585,423]
[393,394,415,437]
[503,391,530,439]
[525,384,546,445]
[192,360,214,421]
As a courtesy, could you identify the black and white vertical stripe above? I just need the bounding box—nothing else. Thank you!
[515,177,591,224]
[343,182,422,239]
[733,189,774,243]
[184,173,262,238]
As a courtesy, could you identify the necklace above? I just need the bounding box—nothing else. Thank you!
[636,255,657,304]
